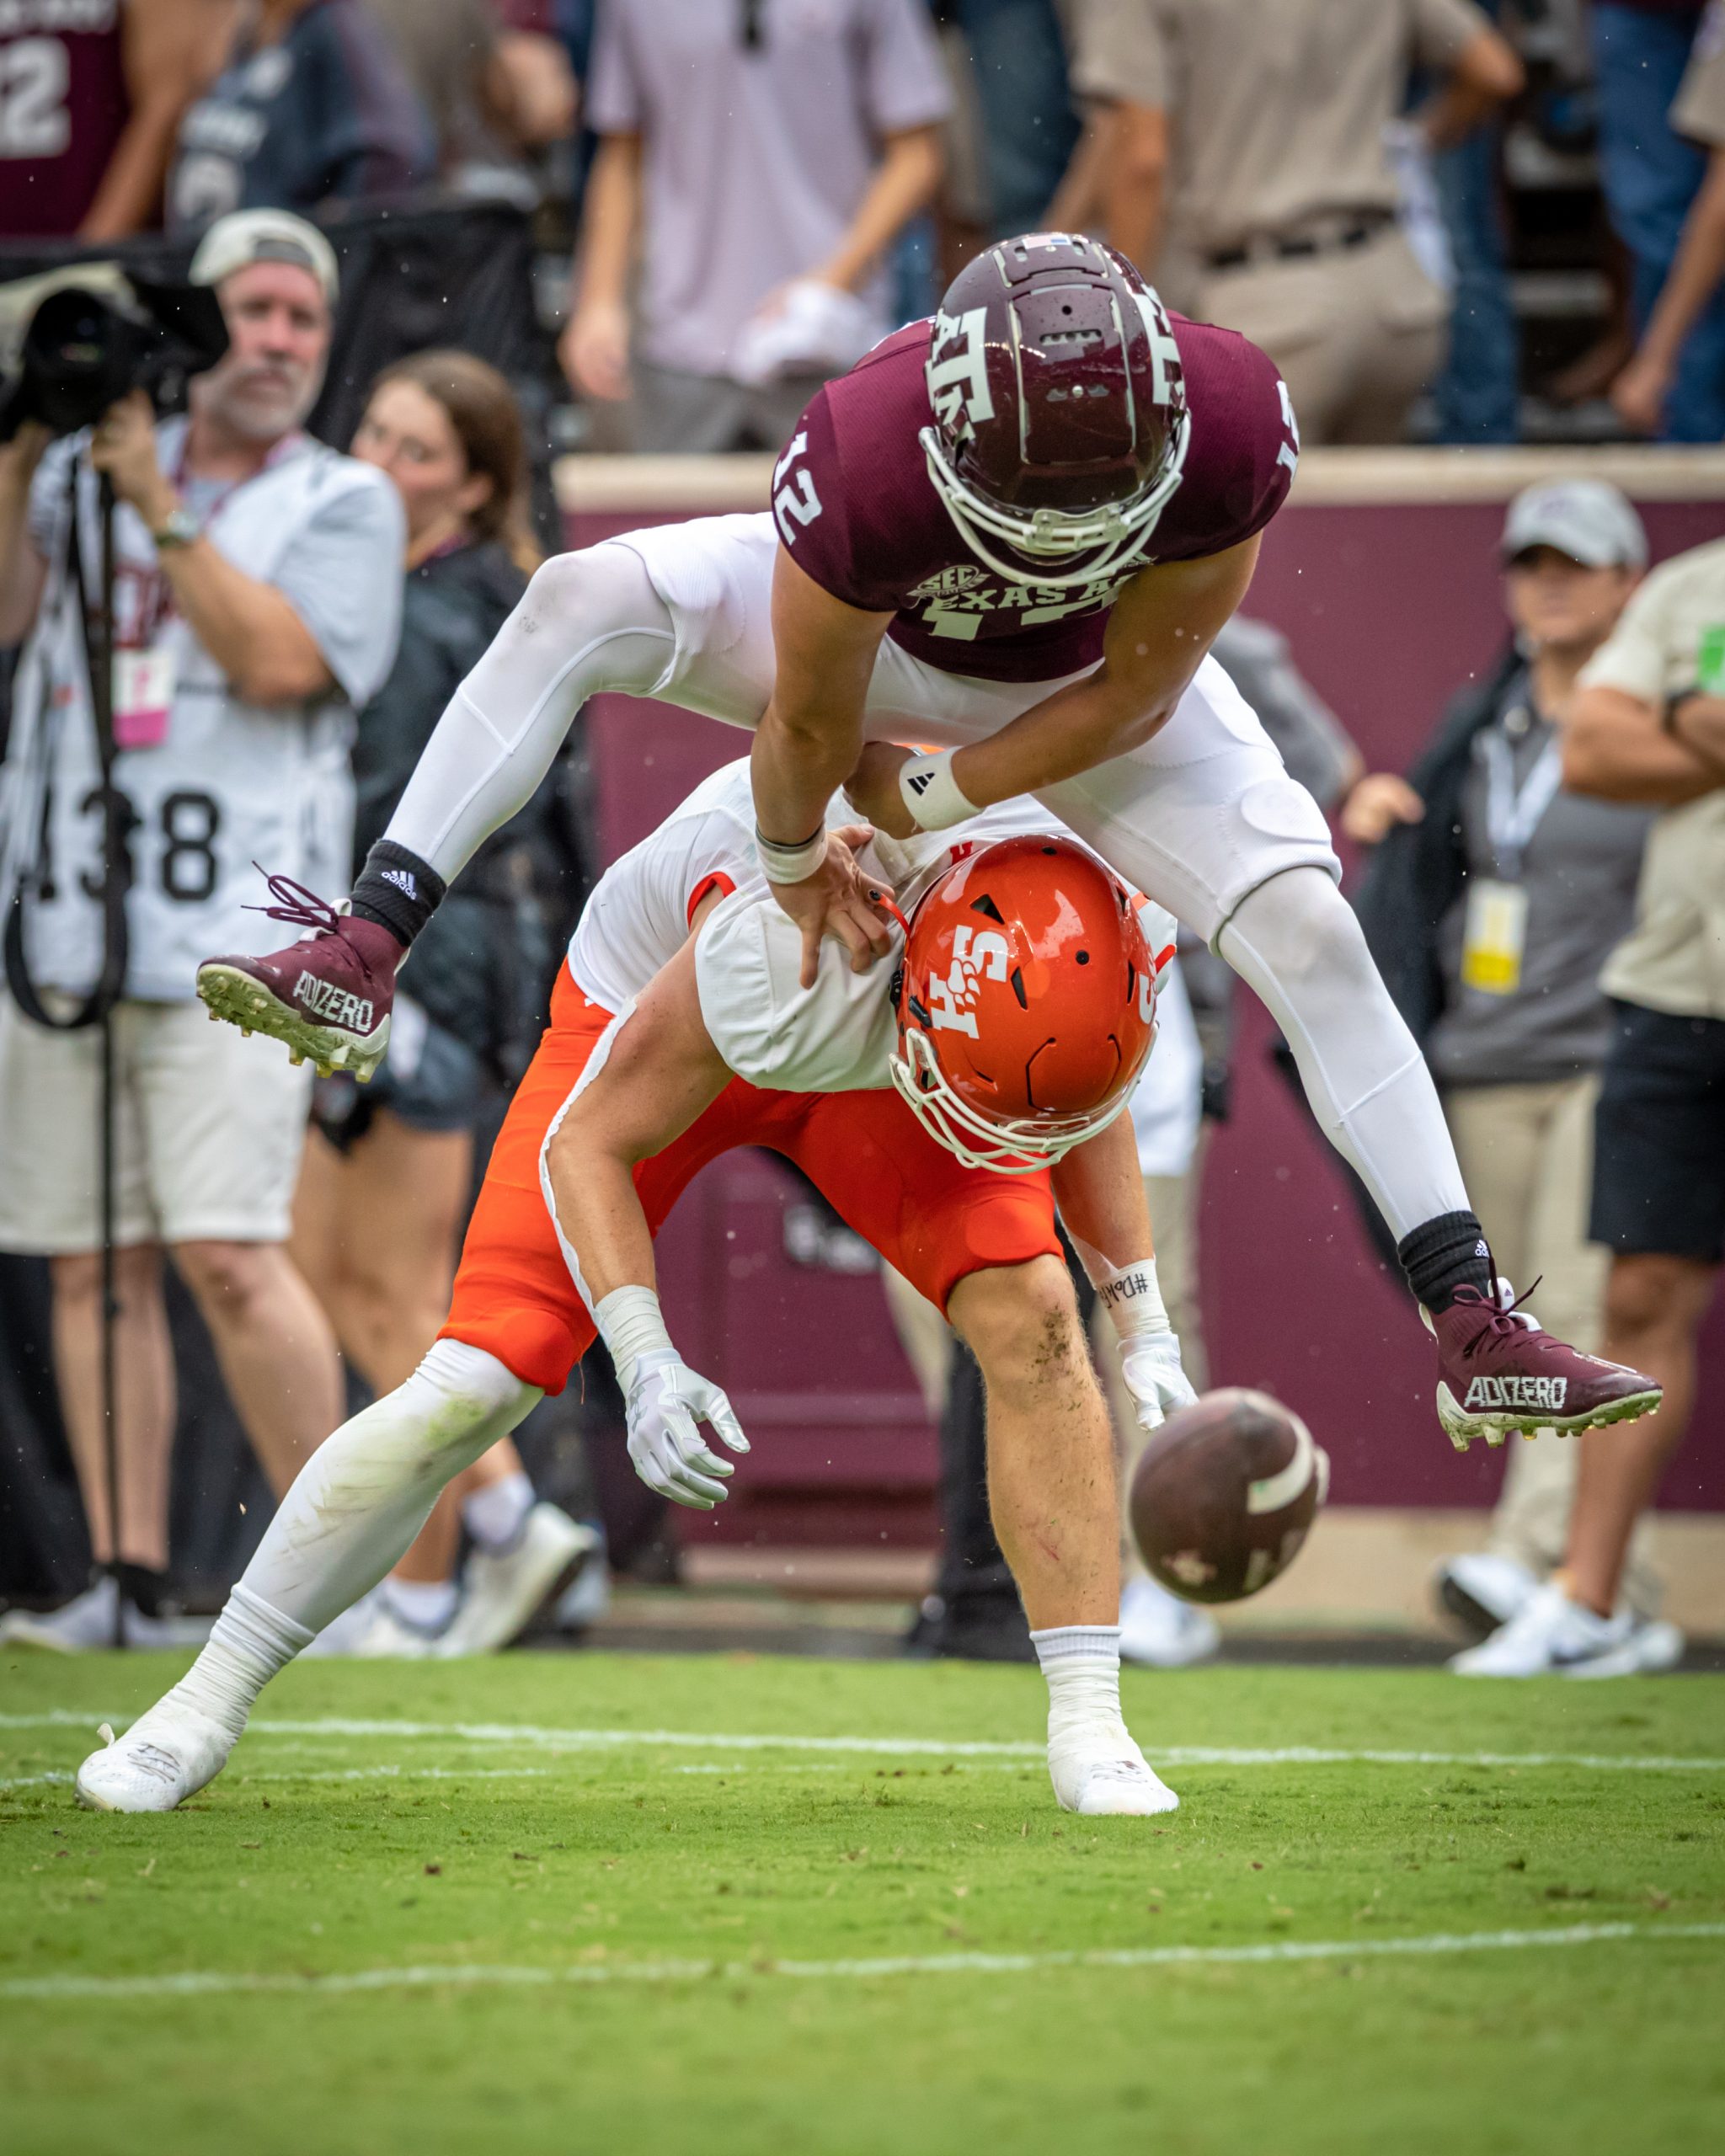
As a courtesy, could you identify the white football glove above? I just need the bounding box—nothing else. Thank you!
[624,1349,751,1509]
[1119,1331,1199,1433]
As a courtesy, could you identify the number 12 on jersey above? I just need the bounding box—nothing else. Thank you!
[772,433,823,546]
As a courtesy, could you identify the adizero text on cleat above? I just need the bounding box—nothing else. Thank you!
[1423,1278,1661,1452]
[197,871,400,1084]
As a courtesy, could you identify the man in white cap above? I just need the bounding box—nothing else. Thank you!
[0,209,403,1647]
[1343,479,1681,1673]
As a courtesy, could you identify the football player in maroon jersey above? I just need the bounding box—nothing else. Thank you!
[201,233,1660,1457]
[0,0,222,243]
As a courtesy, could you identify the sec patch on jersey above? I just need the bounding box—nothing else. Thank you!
[1130,1387,1329,1604]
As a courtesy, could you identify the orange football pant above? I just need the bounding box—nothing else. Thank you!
[441,963,1064,1395]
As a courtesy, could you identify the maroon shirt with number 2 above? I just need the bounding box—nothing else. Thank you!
[777,315,1298,686]
[0,1,129,239]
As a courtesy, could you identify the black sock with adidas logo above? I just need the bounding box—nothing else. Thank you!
[1397,1211,1494,1313]
[349,841,447,951]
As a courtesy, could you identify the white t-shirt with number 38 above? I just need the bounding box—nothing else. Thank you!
[4,418,403,1001]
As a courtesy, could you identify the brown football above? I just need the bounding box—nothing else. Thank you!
[1129,1388,1329,1605]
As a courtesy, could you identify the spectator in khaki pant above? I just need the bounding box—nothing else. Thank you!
[1455,531,1725,1677]
[1346,482,1663,1643]
[1068,0,1522,443]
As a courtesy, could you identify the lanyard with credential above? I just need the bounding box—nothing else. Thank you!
[1479,722,1563,882]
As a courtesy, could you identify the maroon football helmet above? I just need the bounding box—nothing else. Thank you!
[920,232,1189,588]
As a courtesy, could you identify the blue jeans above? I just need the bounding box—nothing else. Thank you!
[956,0,1080,236]
[1431,122,1521,442]
[1593,2,1725,440]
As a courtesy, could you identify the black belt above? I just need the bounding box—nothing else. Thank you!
[1207,215,1392,274]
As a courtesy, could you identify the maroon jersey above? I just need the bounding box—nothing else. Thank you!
[0,0,129,239]
[779,315,1298,685]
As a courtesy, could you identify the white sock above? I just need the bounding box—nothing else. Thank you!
[232,1340,540,1635]
[1219,867,1470,1238]
[384,544,673,883]
[382,1577,459,1630]
[160,1585,312,1745]
[1031,1625,1127,1740]
[462,1470,535,1551]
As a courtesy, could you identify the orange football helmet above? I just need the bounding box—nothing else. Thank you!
[890,835,1162,1173]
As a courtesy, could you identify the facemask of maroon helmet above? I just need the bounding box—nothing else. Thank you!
[919,232,1190,590]
[889,835,1167,1174]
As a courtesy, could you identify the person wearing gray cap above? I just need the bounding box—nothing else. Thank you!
[0,208,403,1649]
[1344,480,1680,1672]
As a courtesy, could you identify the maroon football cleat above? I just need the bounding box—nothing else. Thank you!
[197,873,398,1081]
[1423,1278,1661,1453]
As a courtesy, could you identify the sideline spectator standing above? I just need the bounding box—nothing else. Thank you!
[1070,0,1523,443]
[951,0,1081,238]
[292,350,592,1658]
[166,0,433,232]
[563,0,949,453]
[1460,532,1725,1676]
[365,0,577,199]
[1347,482,1663,1650]
[1593,0,1725,441]
[1612,2,1725,435]
[0,211,403,1649]
[0,0,222,240]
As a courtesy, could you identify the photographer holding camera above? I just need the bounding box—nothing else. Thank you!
[0,209,404,1648]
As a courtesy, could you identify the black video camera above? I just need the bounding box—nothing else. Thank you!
[0,269,229,444]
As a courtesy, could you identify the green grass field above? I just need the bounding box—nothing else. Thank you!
[3,1648,1724,2156]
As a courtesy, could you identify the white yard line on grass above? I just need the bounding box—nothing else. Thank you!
[5,1921,1724,2004]
[3,1710,1724,1774]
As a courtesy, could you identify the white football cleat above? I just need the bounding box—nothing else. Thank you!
[435,1504,598,1657]
[1450,1581,1685,1678]
[74,1704,235,1812]
[1048,1722,1180,1816]
[1119,1576,1220,1668]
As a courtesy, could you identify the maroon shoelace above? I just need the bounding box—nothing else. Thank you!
[244,866,342,938]
[1449,1278,1548,1359]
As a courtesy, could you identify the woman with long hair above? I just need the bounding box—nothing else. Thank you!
[293,350,595,1655]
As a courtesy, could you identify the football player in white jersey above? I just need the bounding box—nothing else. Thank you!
[77,761,1204,1819]
[0,211,404,1646]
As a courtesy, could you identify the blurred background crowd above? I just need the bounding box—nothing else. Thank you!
[8,0,1725,448]
[2,1,1722,1671]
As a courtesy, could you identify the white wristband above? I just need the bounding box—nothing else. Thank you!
[1095,1257,1171,1340]
[593,1283,676,1391]
[756,825,828,885]
[898,749,979,833]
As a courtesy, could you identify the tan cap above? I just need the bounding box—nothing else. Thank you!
[188,210,339,307]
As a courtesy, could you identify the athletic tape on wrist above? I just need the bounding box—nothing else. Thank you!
[898,749,978,833]
[594,1283,676,1391]
[1096,1257,1170,1339]
[755,825,827,885]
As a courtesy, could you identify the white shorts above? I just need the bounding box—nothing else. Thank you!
[695,876,899,1095]
[614,512,1341,944]
[0,993,312,1252]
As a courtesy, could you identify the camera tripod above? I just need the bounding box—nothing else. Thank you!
[4,462,135,1647]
